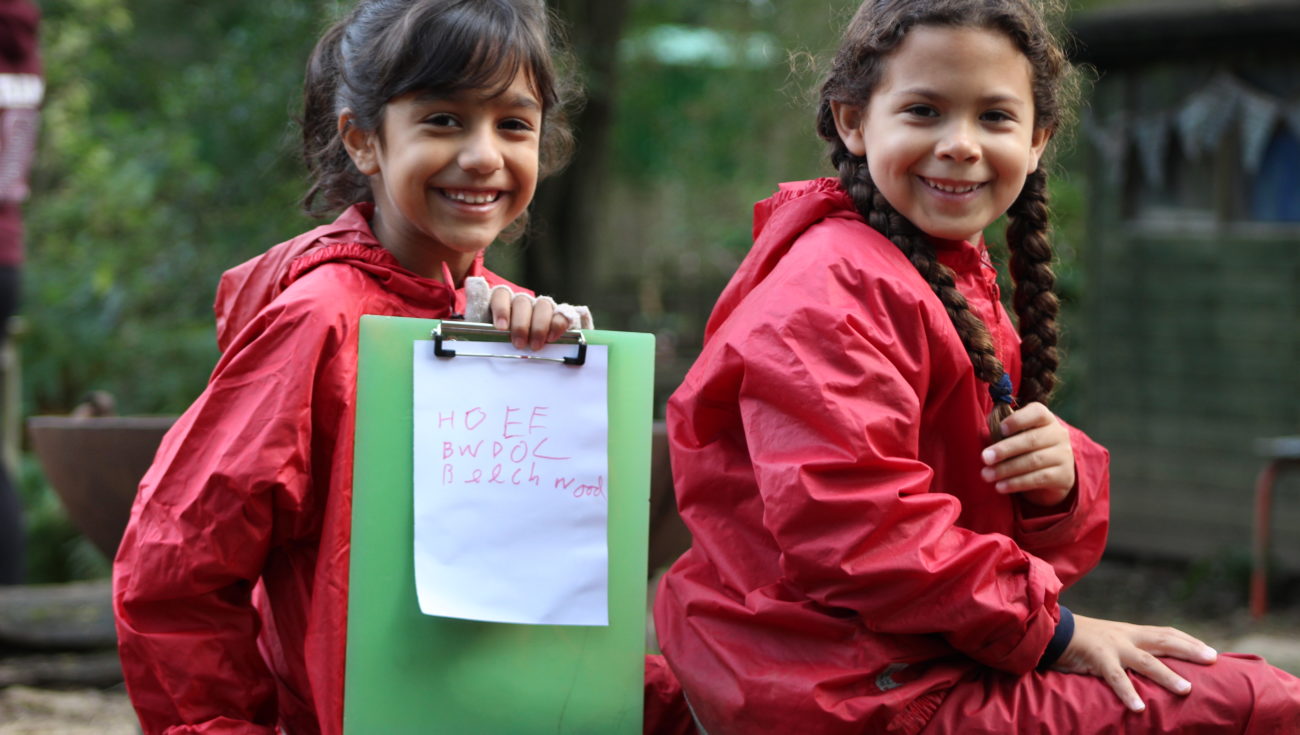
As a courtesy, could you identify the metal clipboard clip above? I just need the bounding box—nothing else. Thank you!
[431,321,588,366]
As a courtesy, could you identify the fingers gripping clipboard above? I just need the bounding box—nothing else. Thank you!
[345,316,653,734]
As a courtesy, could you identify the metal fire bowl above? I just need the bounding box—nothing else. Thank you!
[26,416,175,560]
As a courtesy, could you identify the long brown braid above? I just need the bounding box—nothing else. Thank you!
[1005,168,1059,406]
[814,0,1078,437]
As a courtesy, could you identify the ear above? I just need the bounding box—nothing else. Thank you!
[339,109,380,176]
[830,100,869,157]
[1026,125,1053,174]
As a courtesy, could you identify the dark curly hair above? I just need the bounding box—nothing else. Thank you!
[301,0,578,219]
[814,0,1079,436]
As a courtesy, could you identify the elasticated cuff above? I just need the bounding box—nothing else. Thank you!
[1037,605,1074,670]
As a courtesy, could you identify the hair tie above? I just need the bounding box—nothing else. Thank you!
[990,373,1016,407]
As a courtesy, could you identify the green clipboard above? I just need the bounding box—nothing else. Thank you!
[345,315,654,734]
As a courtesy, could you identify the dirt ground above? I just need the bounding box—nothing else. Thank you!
[2,556,1297,733]
[0,684,137,735]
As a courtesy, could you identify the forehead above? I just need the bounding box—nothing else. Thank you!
[877,25,1034,101]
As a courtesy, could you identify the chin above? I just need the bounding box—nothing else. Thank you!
[918,225,979,242]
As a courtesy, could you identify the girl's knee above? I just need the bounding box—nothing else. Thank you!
[1177,653,1300,731]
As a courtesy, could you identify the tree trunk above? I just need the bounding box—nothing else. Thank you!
[522,0,630,305]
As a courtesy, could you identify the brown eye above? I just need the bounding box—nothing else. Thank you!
[424,113,459,128]
[499,118,535,132]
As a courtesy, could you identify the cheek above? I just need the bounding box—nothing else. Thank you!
[515,147,541,192]
[995,146,1034,186]
[501,161,539,219]
[394,147,432,185]
[866,134,919,175]
[996,136,1039,176]
[865,154,911,199]
[522,158,540,189]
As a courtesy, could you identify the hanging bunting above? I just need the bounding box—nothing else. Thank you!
[1133,113,1172,189]
[1175,87,1217,160]
[1092,71,1297,188]
[1084,109,1129,185]
[1238,87,1280,174]
[1175,73,1241,160]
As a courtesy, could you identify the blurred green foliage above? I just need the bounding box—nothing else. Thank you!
[593,0,839,402]
[25,0,332,417]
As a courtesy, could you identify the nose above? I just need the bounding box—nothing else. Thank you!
[935,121,980,163]
[458,125,504,174]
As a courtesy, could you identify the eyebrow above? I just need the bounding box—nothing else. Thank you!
[412,89,541,111]
[895,87,1027,107]
[500,92,541,111]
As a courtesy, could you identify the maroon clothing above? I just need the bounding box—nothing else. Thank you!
[0,0,41,266]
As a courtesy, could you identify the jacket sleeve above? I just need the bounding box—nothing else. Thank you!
[1011,421,1110,588]
[736,304,1061,675]
[113,297,341,735]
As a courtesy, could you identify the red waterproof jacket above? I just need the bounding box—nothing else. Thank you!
[113,204,527,735]
[653,179,1110,735]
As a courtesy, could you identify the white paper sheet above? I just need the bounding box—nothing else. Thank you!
[411,339,610,626]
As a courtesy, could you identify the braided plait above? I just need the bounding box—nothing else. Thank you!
[838,156,1016,432]
[1004,168,1060,405]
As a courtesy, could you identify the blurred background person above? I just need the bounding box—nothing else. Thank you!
[0,0,41,585]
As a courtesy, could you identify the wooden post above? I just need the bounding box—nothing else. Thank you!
[1250,437,1300,618]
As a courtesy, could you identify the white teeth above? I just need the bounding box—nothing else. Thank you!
[444,190,499,205]
[924,178,981,194]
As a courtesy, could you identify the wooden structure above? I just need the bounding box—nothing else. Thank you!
[1071,1,1300,565]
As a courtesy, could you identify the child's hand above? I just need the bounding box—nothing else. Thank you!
[980,402,1075,506]
[489,289,571,352]
[1053,614,1219,712]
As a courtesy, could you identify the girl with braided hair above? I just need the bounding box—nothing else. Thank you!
[653,1,1299,732]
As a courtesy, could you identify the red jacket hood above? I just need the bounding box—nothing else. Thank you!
[214,203,522,352]
[709,178,986,341]
[705,179,860,341]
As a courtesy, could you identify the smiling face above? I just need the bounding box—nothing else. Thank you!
[341,69,541,280]
[832,25,1050,243]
